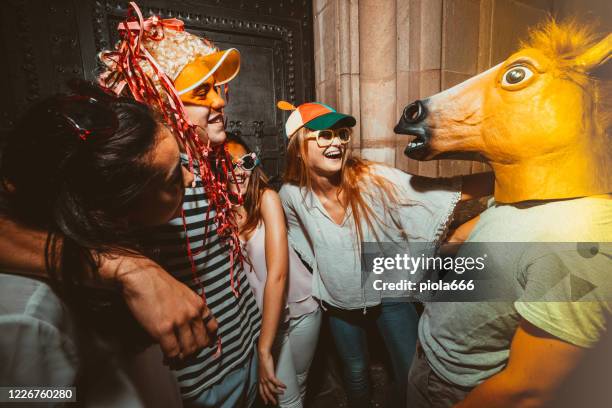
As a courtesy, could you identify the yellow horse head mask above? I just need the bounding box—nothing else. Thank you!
[395,20,611,203]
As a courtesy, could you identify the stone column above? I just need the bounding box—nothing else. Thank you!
[313,0,338,108]
[337,0,361,154]
[358,0,397,165]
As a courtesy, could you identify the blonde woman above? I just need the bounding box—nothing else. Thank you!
[277,101,493,408]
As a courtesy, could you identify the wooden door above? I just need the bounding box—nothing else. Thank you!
[0,0,315,184]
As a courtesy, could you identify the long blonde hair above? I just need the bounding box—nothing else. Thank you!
[284,128,402,243]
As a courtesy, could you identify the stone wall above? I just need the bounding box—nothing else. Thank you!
[313,0,565,177]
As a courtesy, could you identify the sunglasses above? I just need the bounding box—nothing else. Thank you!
[306,127,352,147]
[231,152,260,171]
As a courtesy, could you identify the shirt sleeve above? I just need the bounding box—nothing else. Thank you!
[515,246,612,348]
[375,166,462,243]
[279,186,317,271]
[0,314,79,386]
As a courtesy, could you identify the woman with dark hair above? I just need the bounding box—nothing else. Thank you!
[226,135,321,408]
[2,89,192,275]
[0,86,200,406]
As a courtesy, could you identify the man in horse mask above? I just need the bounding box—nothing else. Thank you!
[395,20,612,407]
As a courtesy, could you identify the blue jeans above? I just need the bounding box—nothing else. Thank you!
[327,301,419,408]
[185,348,258,408]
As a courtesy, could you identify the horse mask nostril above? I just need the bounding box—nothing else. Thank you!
[402,100,426,124]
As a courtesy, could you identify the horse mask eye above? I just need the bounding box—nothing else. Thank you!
[501,65,534,89]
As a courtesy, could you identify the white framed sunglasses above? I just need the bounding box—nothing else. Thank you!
[231,152,260,171]
[306,127,352,147]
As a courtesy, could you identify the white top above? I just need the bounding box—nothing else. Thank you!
[242,222,319,320]
[279,164,462,310]
[0,273,182,408]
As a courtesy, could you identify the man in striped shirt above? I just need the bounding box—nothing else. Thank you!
[147,160,261,405]
[96,9,262,407]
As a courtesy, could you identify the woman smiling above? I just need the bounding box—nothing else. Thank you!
[278,100,492,408]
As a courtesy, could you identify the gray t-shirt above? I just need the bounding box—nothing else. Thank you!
[419,196,612,388]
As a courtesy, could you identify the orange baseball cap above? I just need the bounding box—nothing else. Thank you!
[174,48,240,96]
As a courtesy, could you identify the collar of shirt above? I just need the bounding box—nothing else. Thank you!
[300,186,353,227]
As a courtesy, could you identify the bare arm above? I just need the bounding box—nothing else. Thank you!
[257,189,289,404]
[438,215,481,256]
[446,216,480,243]
[103,253,218,360]
[455,320,585,408]
[0,215,217,359]
[0,216,48,274]
[460,172,494,201]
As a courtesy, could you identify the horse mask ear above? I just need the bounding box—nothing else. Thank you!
[575,33,612,71]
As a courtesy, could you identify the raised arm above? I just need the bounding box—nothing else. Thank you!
[257,189,289,404]
[0,215,217,360]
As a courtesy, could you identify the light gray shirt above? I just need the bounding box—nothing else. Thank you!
[0,273,183,408]
[419,196,612,388]
[279,164,461,310]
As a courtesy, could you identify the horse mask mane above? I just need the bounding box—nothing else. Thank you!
[395,19,611,203]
